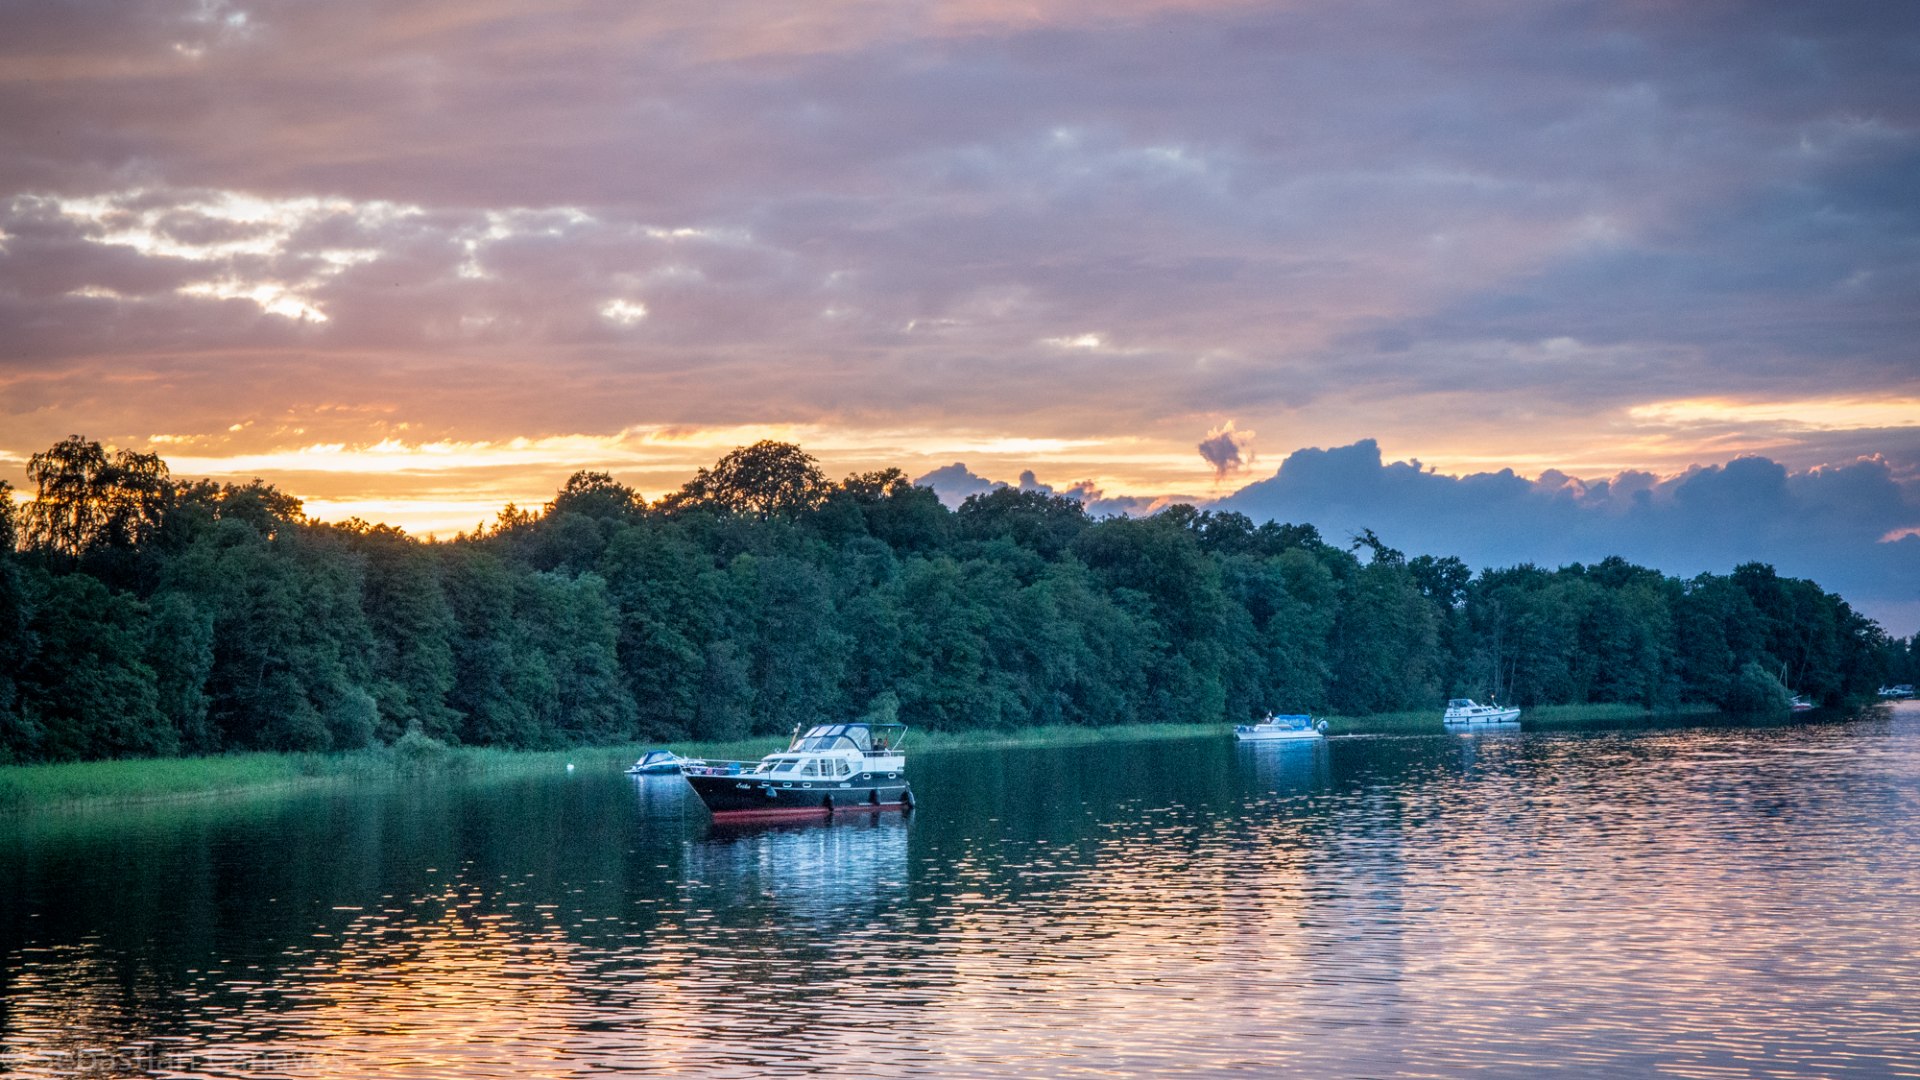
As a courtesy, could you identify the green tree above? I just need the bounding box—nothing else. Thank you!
[1221,548,1338,713]
[1330,557,1439,713]
[887,556,1025,730]
[0,478,17,551]
[351,530,459,740]
[1072,515,1239,721]
[546,470,644,521]
[662,441,829,519]
[1724,660,1793,713]
[161,519,379,751]
[0,558,40,761]
[442,547,542,747]
[516,571,639,744]
[1019,561,1152,725]
[23,436,172,584]
[146,590,216,752]
[955,488,1091,559]
[598,523,724,739]
[722,553,846,734]
[12,569,168,760]
[818,469,951,552]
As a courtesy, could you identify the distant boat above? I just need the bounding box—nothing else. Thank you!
[1790,695,1816,714]
[1234,713,1328,742]
[1443,698,1521,726]
[1879,684,1914,699]
[626,750,697,775]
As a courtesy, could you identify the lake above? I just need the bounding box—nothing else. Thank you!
[5,702,1919,1078]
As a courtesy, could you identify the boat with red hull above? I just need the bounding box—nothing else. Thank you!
[681,722,913,821]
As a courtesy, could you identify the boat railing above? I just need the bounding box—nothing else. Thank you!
[680,759,762,777]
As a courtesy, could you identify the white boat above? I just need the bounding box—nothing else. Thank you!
[626,750,699,775]
[1789,695,1815,713]
[1443,698,1521,726]
[681,722,912,820]
[1879,684,1914,699]
[1234,713,1327,742]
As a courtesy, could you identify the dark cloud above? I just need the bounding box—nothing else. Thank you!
[1197,421,1253,480]
[1219,439,1920,635]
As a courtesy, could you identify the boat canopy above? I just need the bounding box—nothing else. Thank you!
[1266,714,1312,724]
[790,722,908,753]
[1447,699,1476,708]
[638,750,677,765]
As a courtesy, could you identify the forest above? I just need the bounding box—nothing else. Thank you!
[1,436,1914,764]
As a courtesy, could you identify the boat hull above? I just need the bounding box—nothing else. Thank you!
[683,771,912,820]
[1235,729,1324,742]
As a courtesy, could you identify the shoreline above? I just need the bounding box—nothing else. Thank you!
[0,701,1852,814]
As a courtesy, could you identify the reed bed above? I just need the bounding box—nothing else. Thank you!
[0,701,1739,813]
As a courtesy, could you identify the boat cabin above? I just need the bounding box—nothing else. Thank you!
[787,722,907,754]
[738,722,908,779]
[751,754,861,779]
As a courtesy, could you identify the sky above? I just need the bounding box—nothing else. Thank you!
[1,1,1916,631]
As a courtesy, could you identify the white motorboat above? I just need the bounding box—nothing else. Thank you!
[1790,695,1815,713]
[681,722,912,820]
[1878,684,1914,699]
[1442,698,1521,726]
[626,749,699,775]
[1235,713,1328,742]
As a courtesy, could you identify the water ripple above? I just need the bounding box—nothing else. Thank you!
[4,706,1919,1077]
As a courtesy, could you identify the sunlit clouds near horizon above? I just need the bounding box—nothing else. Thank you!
[2,0,1917,628]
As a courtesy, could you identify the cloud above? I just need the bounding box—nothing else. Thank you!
[914,462,1005,507]
[1219,439,1920,635]
[916,462,1189,518]
[1197,420,1253,480]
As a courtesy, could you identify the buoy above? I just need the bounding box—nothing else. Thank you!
[822,795,834,814]
[565,763,575,772]
[900,788,915,811]
[869,788,881,806]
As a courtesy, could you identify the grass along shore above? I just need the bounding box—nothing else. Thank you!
[0,701,1771,813]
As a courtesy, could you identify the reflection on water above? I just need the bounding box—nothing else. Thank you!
[4,703,1919,1077]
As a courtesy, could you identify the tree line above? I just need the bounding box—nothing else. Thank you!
[1,436,1911,763]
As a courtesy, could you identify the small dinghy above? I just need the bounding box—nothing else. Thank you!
[626,750,695,775]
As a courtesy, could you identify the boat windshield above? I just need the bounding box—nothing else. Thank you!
[792,724,893,752]
[1448,699,1475,708]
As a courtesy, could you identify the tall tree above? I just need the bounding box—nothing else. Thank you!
[546,471,644,521]
[12,569,169,760]
[955,487,1091,559]
[662,441,829,519]
[23,435,172,574]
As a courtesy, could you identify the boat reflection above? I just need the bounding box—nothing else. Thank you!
[1237,737,1332,794]
[627,767,702,823]
[684,815,911,929]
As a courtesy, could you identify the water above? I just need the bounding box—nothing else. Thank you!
[5,704,1919,1078]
